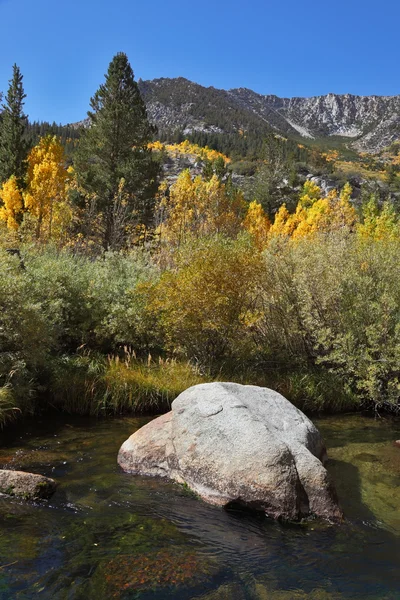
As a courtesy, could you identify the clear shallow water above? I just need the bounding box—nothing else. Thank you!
[0,413,398,599]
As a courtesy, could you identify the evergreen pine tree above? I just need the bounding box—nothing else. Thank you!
[0,64,28,184]
[74,53,160,248]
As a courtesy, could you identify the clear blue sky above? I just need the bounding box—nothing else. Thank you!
[1,0,399,124]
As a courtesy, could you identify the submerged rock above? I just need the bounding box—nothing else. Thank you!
[118,383,342,522]
[0,469,56,500]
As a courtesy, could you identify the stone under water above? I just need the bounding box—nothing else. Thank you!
[0,469,56,500]
[118,382,342,521]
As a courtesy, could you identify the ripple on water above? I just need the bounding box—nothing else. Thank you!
[0,413,398,599]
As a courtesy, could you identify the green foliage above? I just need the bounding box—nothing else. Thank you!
[0,248,51,410]
[74,53,160,247]
[1,216,400,419]
[272,370,357,414]
[250,135,323,217]
[259,233,400,411]
[0,64,29,184]
[0,384,20,428]
[24,245,158,353]
[26,120,81,159]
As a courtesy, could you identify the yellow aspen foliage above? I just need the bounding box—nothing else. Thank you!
[0,175,23,230]
[149,140,230,164]
[24,136,72,241]
[294,188,356,239]
[148,140,164,152]
[299,180,322,207]
[321,150,339,163]
[269,183,356,240]
[357,197,399,240]
[291,199,327,239]
[158,170,244,245]
[268,203,290,238]
[243,201,271,249]
[153,236,263,362]
[268,203,302,238]
[334,183,357,229]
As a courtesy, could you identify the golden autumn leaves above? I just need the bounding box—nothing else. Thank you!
[156,170,244,245]
[0,136,72,241]
[0,176,22,231]
[1,137,399,248]
[148,140,231,164]
[156,172,397,250]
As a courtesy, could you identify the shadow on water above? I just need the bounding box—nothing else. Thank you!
[0,414,398,599]
[326,458,379,525]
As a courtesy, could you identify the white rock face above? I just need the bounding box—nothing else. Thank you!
[118,383,342,522]
[137,78,400,153]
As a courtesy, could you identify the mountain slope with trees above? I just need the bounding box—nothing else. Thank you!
[138,78,400,154]
[0,55,399,426]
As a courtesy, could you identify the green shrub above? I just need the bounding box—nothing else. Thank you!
[0,249,52,410]
[24,245,159,353]
[0,384,21,428]
[258,233,400,411]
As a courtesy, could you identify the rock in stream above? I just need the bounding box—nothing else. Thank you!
[0,469,56,500]
[118,383,342,522]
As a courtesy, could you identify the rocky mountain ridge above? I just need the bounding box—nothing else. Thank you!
[138,78,400,153]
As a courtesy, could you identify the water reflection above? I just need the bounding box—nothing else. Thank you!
[0,413,398,599]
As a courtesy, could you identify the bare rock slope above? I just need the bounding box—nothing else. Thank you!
[138,78,400,153]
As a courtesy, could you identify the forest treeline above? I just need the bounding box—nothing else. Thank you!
[0,54,400,426]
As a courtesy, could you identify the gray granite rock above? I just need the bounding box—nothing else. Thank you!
[118,383,342,521]
[0,469,56,500]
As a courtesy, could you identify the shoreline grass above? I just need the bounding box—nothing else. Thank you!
[48,351,210,416]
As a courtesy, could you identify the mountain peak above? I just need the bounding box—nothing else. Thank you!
[138,78,400,152]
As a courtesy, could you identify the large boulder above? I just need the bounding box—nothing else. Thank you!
[118,383,342,521]
[0,469,56,500]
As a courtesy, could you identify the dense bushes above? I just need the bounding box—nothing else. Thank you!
[0,231,399,426]
[153,236,262,363]
[0,246,161,423]
[259,235,400,411]
[24,246,159,353]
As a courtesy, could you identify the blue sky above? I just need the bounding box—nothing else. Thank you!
[1,0,399,124]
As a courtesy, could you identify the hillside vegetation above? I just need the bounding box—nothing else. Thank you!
[0,55,400,427]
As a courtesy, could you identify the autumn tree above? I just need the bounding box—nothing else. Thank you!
[0,175,23,230]
[154,235,263,364]
[74,53,160,249]
[24,136,71,241]
[357,195,399,240]
[268,181,356,240]
[0,65,28,184]
[243,200,271,249]
[157,170,245,246]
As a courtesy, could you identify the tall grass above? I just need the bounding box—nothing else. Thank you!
[49,349,209,416]
[102,349,208,414]
[0,384,21,428]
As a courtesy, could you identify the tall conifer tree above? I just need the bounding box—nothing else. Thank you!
[0,64,28,184]
[74,53,160,248]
